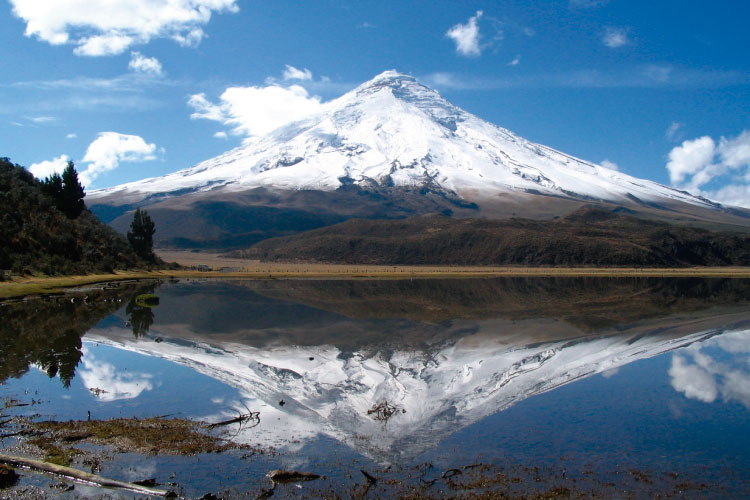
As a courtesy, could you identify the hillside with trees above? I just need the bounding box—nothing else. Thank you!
[233,207,750,267]
[0,157,161,276]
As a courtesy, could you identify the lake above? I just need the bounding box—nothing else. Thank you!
[1,277,749,499]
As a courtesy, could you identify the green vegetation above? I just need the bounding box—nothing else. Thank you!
[235,207,750,267]
[0,157,163,276]
[134,293,159,307]
[40,161,85,219]
[127,208,156,261]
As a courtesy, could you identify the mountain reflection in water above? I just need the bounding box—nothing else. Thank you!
[4,277,746,464]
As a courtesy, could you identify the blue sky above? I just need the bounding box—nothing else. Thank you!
[2,0,749,206]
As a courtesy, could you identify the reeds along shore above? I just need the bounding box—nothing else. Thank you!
[3,265,750,300]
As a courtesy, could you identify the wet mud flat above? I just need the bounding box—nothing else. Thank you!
[0,398,723,500]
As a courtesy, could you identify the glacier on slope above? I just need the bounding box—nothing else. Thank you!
[89,71,718,211]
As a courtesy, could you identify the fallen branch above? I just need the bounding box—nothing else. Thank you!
[360,469,377,484]
[367,400,402,422]
[267,469,320,483]
[0,453,170,497]
[205,412,260,429]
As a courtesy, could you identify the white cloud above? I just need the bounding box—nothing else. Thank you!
[719,130,750,169]
[600,159,619,171]
[666,121,683,141]
[66,133,77,139]
[666,136,716,185]
[29,116,57,124]
[446,11,483,57]
[188,84,323,139]
[80,132,161,186]
[669,355,718,403]
[129,51,164,76]
[214,131,228,139]
[29,154,70,179]
[283,65,312,81]
[79,345,154,401]
[669,330,750,408]
[665,130,750,207]
[75,34,134,56]
[602,27,629,48]
[508,55,521,66]
[9,0,239,56]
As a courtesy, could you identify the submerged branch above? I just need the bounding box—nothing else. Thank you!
[0,453,170,497]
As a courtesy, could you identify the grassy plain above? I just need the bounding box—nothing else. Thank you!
[1,249,750,300]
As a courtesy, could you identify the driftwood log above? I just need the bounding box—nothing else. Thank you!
[0,453,170,497]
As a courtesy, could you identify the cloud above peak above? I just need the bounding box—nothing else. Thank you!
[9,0,239,56]
[188,84,323,140]
[446,11,483,57]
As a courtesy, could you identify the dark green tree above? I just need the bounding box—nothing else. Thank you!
[41,172,63,206]
[60,161,85,218]
[127,208,156,261]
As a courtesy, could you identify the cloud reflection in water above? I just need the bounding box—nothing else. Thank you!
[78,344,154,401]
[669,330,750,408]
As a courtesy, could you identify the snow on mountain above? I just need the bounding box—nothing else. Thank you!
[89,70,717,210]
[84,319,742,462]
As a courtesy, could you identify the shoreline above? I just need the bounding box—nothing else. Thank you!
[3,265,750,300]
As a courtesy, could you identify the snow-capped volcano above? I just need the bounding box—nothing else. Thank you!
[88,71,749,248]
[93,70,708,205]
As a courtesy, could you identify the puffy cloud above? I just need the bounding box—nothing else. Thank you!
[600,159,620,171]
[669,330,750,408]
[80,132,161,186]
[129,51,164,76]
[214,131,228,139]
[9,0,239,56]
[446,11,483,57]
[29,154,70,179]
[666,136,716,185]
[665,130,750,207]
[719,130,750,169]
[283,65,312,81]
[75,34,134,56]
[669,355,718,403]
[602,27,629,48]
[66,133,77,139]
[188,84,323,139]
[78,346,154,401]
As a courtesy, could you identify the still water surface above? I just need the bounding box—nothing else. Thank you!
[1,277,749,498]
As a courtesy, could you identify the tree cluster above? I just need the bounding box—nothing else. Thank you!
[0,157,156,275]
[41,161,86,219]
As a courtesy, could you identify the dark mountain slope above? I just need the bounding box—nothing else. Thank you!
[232,207,750,267]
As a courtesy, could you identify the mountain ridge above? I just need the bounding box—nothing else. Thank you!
[88,71,750,250]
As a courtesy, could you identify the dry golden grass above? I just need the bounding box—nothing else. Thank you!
[3,251,750,301]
